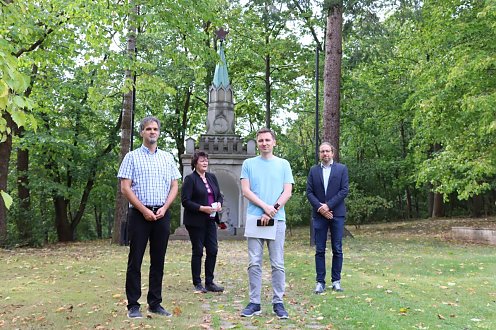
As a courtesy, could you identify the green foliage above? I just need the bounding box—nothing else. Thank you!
[346,182,392,227]
[407,0,496,200]
[2,0,496,246]
[0,190,12,209]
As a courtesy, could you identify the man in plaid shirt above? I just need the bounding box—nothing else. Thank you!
[117,116,181,319]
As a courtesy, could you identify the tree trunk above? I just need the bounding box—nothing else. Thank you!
[428,189,434,218]
[0,0,16,246]
[323,1,343,162]
[0,112,13,246]
[470,195,483,218]
[16,134,32,242]
[175,86,191,176]
[15,64,36,244]
[432,192,444,218]
[405,187,412,219]
[430,143,444,217]
[399,120,412,218]
[112,1,138,245]
[94,205,102,239]
[54,196,73,242]
[265,52,271,129]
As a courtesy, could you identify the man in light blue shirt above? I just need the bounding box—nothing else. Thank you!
[117,116,181,319]
[240,128,294,319]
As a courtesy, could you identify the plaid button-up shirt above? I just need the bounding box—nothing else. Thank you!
[117,145,181,206]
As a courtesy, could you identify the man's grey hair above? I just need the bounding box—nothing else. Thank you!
[139,116,161,132]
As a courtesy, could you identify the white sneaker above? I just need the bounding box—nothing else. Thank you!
[314,282,325,294]
[332,280,343,292]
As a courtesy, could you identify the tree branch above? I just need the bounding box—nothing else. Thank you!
[13,14,68,58]
[292,0,323,51]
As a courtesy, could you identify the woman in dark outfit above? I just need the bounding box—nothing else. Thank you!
[181,151,224,293]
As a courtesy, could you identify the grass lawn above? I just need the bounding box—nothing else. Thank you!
[1,217,495,329]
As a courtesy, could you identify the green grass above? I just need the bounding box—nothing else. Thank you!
[1,218,495,329]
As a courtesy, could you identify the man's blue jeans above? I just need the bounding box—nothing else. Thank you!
[314,216,344,284]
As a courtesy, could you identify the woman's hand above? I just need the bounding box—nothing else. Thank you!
[215,202,222,212]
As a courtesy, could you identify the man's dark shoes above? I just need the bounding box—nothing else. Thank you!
[127,306,143,319]
[148,305,172,317]
[273,303,289,319]
[194,284,207,293]
[240,303,261,317]
[205,282,224,292]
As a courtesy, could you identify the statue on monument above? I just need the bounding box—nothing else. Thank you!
[206,27,235,135]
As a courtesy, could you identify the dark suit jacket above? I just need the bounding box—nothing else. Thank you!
[182,171,223,227]
[306,162,349,225]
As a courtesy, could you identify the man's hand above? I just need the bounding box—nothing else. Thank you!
[143,208,158,221]
[154,206,167,219]
[259,213,272,226]
[263,204,278,219]
[317,203,333,220]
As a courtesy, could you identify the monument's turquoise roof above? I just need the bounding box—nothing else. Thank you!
[213,44,230,88]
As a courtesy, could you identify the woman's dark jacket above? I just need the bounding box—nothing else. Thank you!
[181,170,223,227]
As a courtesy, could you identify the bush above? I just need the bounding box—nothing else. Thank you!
[347,182,392,228]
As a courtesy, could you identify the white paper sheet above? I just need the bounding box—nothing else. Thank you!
[244,214,277,240]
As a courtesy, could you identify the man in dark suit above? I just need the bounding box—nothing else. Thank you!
[306,142,349,294]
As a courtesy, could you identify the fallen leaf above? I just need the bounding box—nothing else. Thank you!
[173,306,182,316]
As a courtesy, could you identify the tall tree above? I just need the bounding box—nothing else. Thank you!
[323,0,343,161]
[113,1,138,245]
[0,0,46,245]
[14,63,37,243]
[408,0,496,208]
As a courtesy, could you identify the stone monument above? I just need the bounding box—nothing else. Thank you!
[174,28,255,239]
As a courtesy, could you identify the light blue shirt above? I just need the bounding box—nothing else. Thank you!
[321,161,333,194]
[240,156,294,220]
[117,145,181,206]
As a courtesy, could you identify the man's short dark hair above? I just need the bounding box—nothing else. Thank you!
[191,150,208,170]
[139,116,161,132]
[256,127,276,140]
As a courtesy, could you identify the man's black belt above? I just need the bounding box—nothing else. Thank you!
[145,205,162,213]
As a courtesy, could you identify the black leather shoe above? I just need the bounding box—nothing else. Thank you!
[205,283,224,292]
[127,306,142,319]
[194,284,207,293]
[147,305,171,317]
